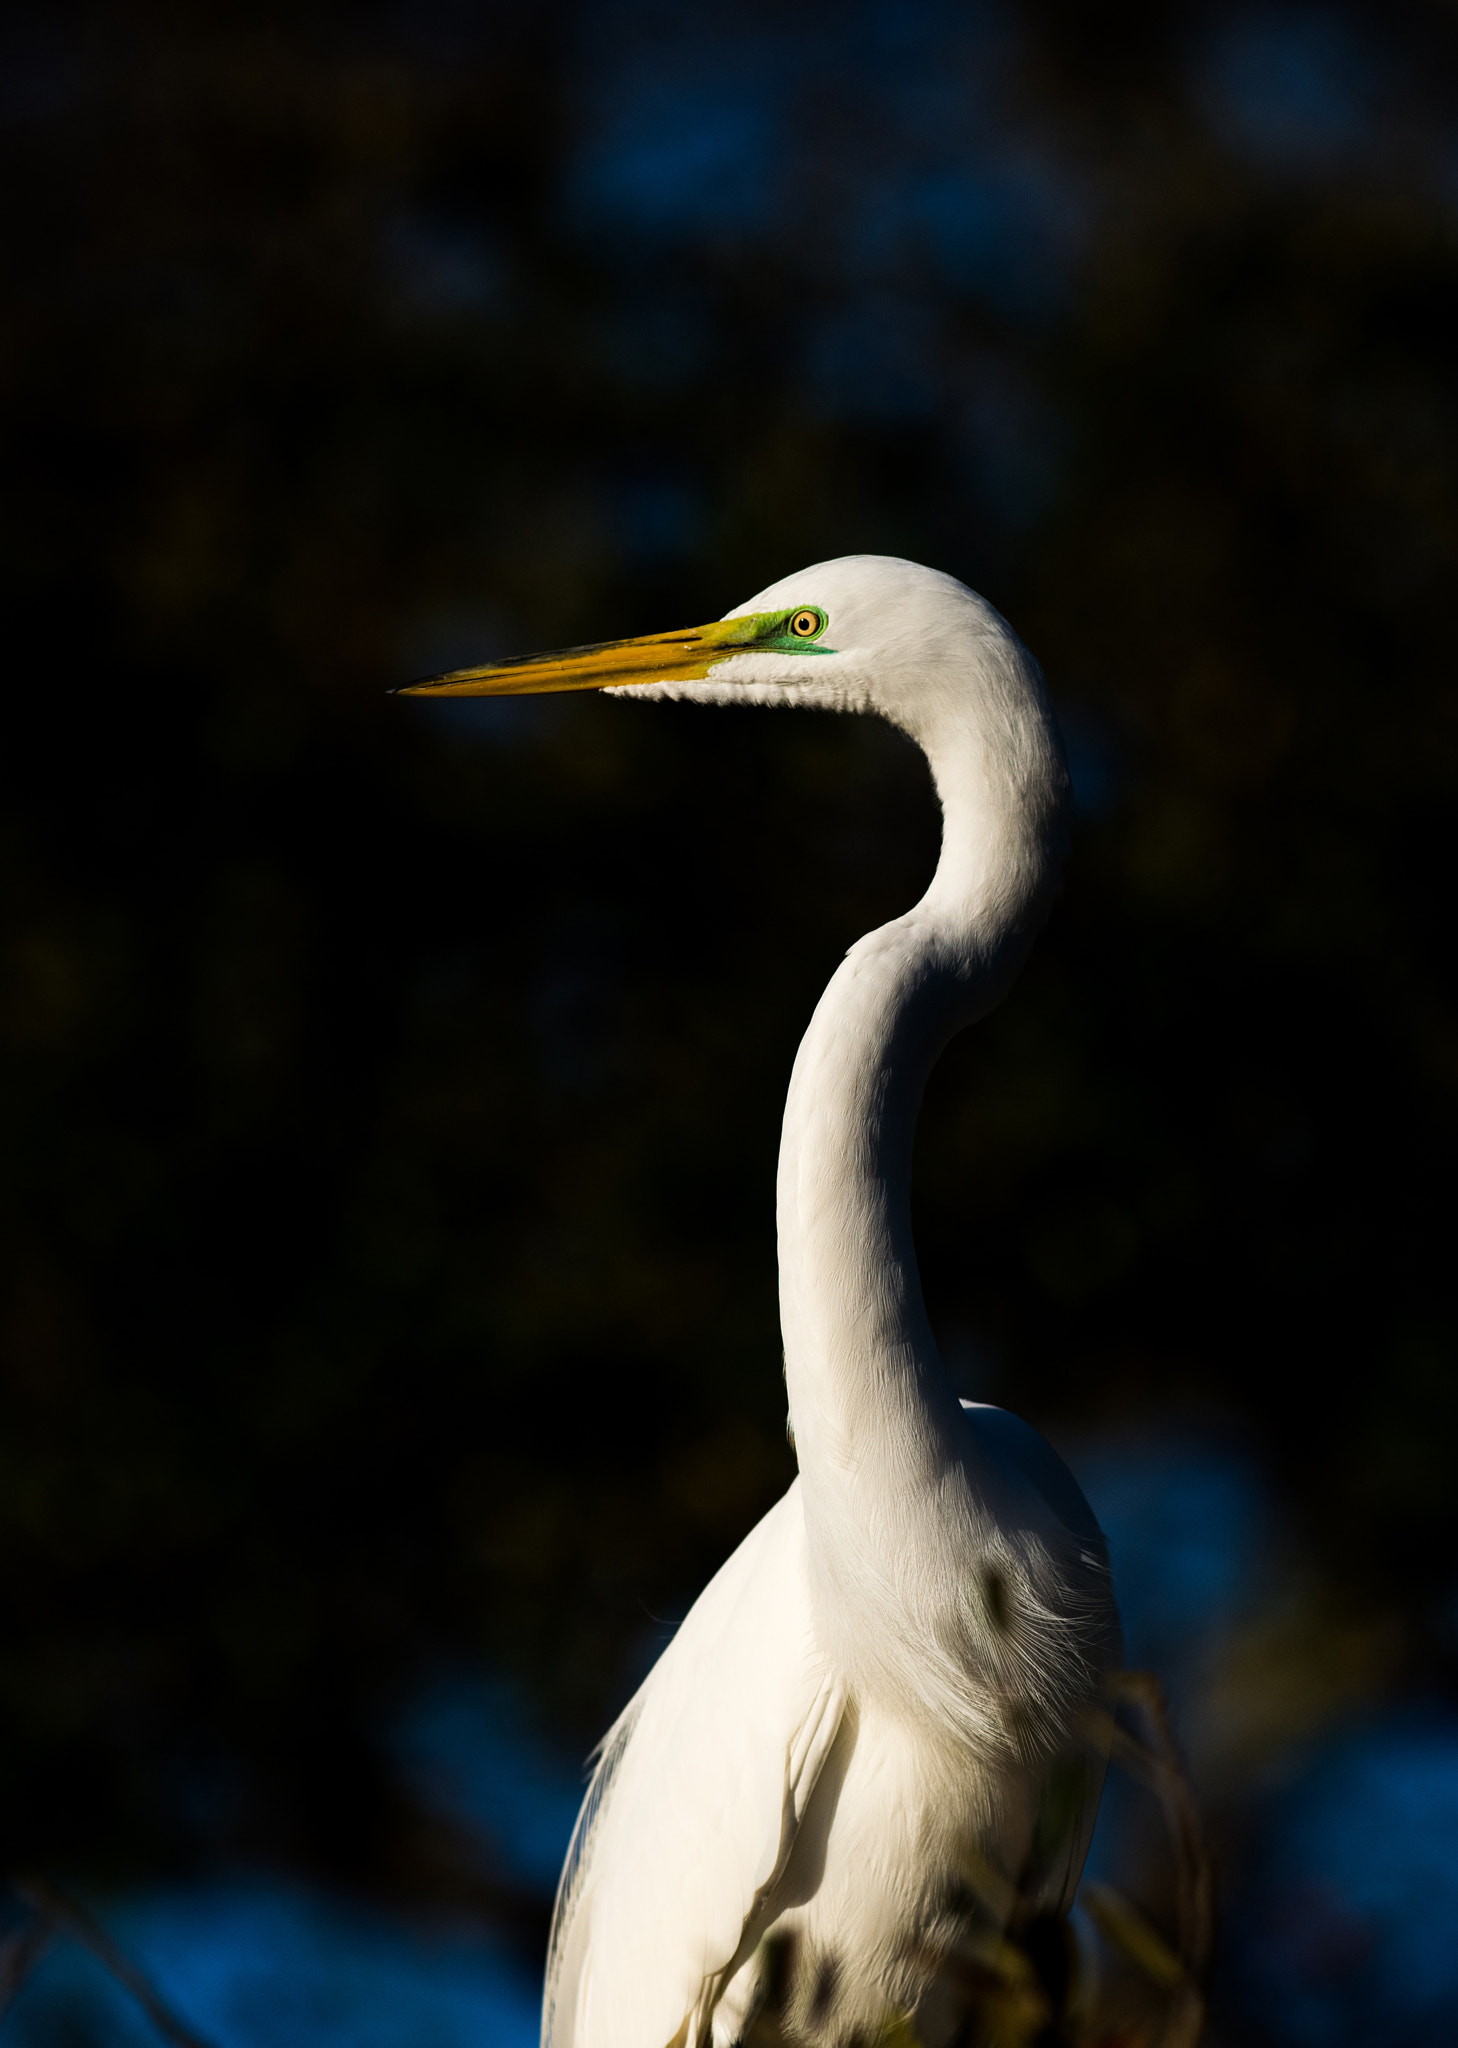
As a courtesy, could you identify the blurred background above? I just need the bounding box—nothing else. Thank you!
[1,0,1456,2041]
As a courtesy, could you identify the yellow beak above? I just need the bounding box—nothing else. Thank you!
[395,615,770,698]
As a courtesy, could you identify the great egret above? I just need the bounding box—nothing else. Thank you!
[401,556,1121,2048]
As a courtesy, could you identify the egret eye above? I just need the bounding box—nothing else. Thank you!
[789,608,824,639]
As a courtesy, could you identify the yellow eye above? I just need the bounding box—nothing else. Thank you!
[789,608,823,638]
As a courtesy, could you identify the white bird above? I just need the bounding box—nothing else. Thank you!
[402,556,1121,2048]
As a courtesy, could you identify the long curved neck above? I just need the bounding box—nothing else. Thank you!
[777,696,1065,1516]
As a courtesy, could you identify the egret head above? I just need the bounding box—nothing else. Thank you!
[396,554,1056,765]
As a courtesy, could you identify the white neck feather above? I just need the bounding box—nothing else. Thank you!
[777,683,1077,1744]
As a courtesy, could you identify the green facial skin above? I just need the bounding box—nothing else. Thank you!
[712,606,835,657]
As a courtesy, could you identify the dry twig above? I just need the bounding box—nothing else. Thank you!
[2,1878,214,2048]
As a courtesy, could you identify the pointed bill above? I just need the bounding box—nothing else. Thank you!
[394,607,834,697]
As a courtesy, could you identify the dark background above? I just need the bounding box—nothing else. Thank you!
[2,1,1456,2040]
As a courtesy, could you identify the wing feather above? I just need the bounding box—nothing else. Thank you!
[543,1478,843,2048]
[541,1694,644,2048]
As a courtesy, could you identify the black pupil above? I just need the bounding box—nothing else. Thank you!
[795,612,815,634]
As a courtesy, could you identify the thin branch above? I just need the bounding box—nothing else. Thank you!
[10,1879,215,2048]
[0,1916,54,2021]
[1114,1672,1215,1984]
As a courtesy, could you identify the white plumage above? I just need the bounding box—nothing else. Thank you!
[407,555,1121,2048]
